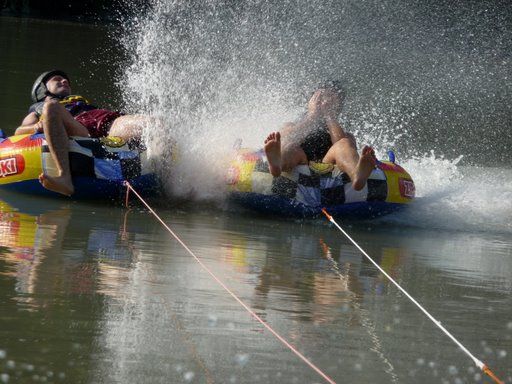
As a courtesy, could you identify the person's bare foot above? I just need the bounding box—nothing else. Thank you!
[39,173,74,196]
[264,132,282,177]
[351,146,377,191]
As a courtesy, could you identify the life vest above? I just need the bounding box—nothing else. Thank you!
[28,95,97,118]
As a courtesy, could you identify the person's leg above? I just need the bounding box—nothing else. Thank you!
[264,132,282,176]
[59,107,90,137]
[38,100,76,196]
[264,132,308,177]
[108,115,150,141]
[323,138,376,191]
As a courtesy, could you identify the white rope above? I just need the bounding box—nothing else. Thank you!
[321,209,503,384]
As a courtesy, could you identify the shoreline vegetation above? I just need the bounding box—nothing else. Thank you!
[1,0,149,23]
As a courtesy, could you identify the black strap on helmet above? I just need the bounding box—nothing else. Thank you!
[31,70,70,102]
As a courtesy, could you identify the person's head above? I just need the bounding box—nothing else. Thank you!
[31,70,71,102]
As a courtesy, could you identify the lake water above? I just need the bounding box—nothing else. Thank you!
[0,7,511,384]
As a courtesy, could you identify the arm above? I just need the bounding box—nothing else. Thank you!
[325,118,357,147]
[15,112,43,135]
[281,90,324,143]
[325,117,347,143]
[320,90,354,145]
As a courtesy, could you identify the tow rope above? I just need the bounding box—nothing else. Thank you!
[321,208,504,384]
[123,181,336,384]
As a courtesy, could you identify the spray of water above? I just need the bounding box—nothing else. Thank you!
[116,0,511,232]
[381,154,512,234]
[117,0,430,198]
[119,1,314,199]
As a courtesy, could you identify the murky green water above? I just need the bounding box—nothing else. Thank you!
[0,16,122,135]
[0,16,511,384]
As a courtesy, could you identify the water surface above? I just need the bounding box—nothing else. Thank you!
[0,189,510,383]
[0,11,511,384]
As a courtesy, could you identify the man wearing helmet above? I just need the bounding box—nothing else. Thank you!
[15,70,149,196]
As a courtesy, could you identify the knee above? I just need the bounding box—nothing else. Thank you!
[109,119,142,140]
[331,138,348,149]
[42,99,65,118]
[322,138,355,163]
[334,136,356,148]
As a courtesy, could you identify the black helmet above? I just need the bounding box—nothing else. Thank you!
[31,70,70,102]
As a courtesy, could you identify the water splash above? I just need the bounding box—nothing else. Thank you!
[118,1,314,199]
[116,0,511,228]
[381,153,512,234]
[116,0,437,199]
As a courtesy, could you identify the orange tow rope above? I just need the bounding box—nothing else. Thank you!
[123,182,337,384]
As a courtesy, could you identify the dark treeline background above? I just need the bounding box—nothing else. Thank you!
[1,0,149,22]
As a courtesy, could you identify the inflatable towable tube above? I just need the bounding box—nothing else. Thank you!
[0,133,159,199]
[227,149,415,219]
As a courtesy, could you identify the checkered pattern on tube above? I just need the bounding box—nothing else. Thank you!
[41,138,143,181]
[252,158,387,208]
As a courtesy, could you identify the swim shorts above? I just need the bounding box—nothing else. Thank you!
[300,126,332,162]
[74,109,122,138]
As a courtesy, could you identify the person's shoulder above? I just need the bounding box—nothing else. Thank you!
[28,101,44,116]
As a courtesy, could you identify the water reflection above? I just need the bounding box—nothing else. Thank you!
[218,218,408,325]
[411,230,512,287]
[0,193,139,308]
[216,218,410,382]
[1,200,509,383]
[0,192,142,382]
[0,197,72,308]
[215,216,510,381]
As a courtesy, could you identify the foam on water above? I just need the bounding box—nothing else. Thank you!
[380,153,512,234]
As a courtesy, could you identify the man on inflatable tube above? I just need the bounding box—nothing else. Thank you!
[15,70,154,196]
[264,81,376,191]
